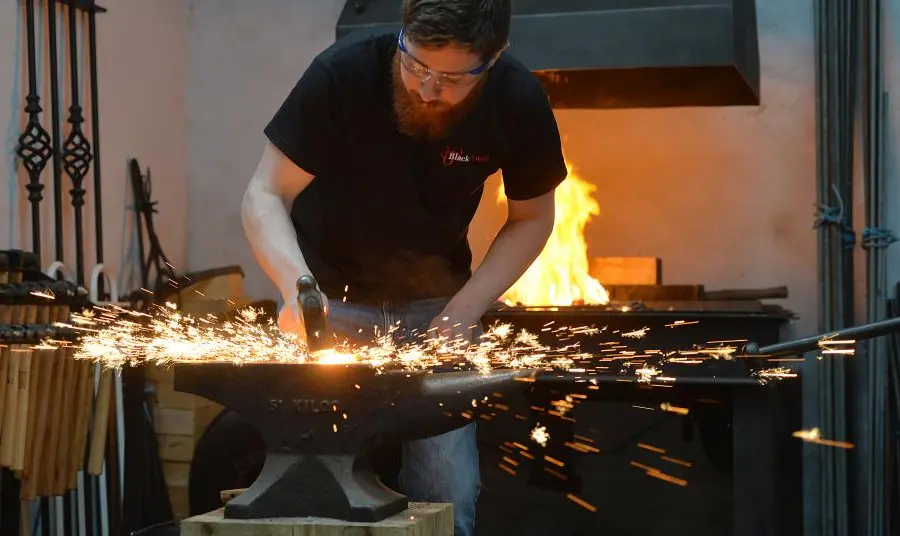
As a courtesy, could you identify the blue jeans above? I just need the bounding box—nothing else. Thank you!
[328,297,481,536]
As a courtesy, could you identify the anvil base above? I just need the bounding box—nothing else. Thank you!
[224,452,407,522]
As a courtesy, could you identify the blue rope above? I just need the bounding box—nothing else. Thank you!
[814,204,842,226]
[5,2,23,247]
[813,185,856,251]
[862,227,898,250]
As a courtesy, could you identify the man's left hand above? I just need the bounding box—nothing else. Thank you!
[427,306,482,347]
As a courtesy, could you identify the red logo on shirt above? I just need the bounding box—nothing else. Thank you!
[441,146,489,167]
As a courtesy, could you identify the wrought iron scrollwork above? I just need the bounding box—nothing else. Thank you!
[15,0,51,255]
[61,116,93,200]
[17,98,53,178]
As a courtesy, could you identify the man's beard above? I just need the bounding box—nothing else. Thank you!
[391,53,486,140]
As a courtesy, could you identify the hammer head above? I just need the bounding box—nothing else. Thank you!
[296,275,328,353]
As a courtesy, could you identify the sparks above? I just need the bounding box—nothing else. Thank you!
[530,423,549,446]
[59,303,586,374]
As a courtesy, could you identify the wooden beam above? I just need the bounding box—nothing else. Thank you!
[181,503,454,536]
[591,257,661,286]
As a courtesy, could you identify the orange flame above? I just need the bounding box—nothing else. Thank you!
[498,161,609,306]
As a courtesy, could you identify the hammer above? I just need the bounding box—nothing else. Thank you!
[296,275,328,354]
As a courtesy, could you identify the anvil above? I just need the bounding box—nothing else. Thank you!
[174,361,536,521]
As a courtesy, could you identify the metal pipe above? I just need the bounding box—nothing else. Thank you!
[744,317,900,358]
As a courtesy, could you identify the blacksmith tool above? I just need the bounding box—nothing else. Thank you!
[743,315,900,357]
[296,275,328,353]
[174,362,536,521]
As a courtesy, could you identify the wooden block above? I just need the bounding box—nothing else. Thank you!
[180,271,244,301]
[158,434,194,462]
[155,407,195,435]
[162,461,191,487]
[180,503,454,536]
[168,485,191,520]
[154,379,197,410]
[591,257,661,286]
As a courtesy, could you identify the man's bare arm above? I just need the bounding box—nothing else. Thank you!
[442,190,555,319]
[241,141,316,301]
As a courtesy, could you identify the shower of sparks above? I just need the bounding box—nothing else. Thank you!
[18,297,802,398]
[50,302,603,374]
[792,428,854,449]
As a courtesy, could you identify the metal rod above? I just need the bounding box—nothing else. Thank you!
[746,317,900,358]
[61,0,93,285]
[809,0,827,532]
[47,0,65,265]
[88,6,104,274]
[863,0,888,523]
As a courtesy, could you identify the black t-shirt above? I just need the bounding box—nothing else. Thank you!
[264,30,567,304]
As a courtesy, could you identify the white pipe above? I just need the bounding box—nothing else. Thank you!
[88,263,120,304]
[44,261,75,283]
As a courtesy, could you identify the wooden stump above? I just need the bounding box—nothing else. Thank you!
[180,503,454,536]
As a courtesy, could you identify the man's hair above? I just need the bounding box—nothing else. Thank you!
[401,0,512,62]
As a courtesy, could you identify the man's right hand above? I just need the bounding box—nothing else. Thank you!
[278,299,306,343]
[277,289,330,345]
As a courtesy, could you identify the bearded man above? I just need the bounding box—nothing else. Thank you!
[241,1,567,533]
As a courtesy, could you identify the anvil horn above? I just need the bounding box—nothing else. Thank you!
[384,368,538,444]
[421,368,538,397]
